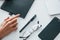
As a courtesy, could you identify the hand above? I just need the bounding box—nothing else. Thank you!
[0,14,20,39]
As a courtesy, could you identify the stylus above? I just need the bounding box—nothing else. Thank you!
[19,15,36,32]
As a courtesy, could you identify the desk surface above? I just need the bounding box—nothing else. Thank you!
[0,0,60,40]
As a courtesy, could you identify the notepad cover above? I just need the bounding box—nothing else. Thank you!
[38,17,60,40]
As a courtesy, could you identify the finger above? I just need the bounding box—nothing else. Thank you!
[6,14,20,22]
[4,17,9,21]
[3,14,19,26]
[4,14,19,25]
[12,26,17,30]
[2,17,9,25]
[3,18,17,26]
[8,27,17,33]
[5,18,17,26]
[9,22,18,28]
[9,27,17,33]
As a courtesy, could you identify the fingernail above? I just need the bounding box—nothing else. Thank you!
[17,14,20,16]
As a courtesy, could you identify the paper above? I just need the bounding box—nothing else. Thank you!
[46,0,60,15]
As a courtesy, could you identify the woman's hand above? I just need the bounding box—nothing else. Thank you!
[0,14,20,39]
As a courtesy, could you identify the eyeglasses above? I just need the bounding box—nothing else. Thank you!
[20,23,42,40]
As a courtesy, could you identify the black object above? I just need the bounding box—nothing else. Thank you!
[19,15,36,32]
[9,12,13,15]
[1,0,34,18]
[38,17,60,40]
[19,33,31,40]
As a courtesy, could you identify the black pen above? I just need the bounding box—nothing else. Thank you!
[19,15,36,32]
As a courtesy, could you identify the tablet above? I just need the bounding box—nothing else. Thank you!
[1,0,34,18]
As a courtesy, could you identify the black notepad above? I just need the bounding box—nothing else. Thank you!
[1,0,34,18]
[38,17,60,40]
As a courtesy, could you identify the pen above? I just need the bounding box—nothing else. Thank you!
[19,15,36,32]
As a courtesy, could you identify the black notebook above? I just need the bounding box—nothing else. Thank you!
[1,0,34,18]
[38,17,60,40]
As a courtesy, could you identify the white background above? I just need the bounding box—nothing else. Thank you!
[0,0,60,40]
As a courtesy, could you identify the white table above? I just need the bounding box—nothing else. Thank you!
[0,0,60,40]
